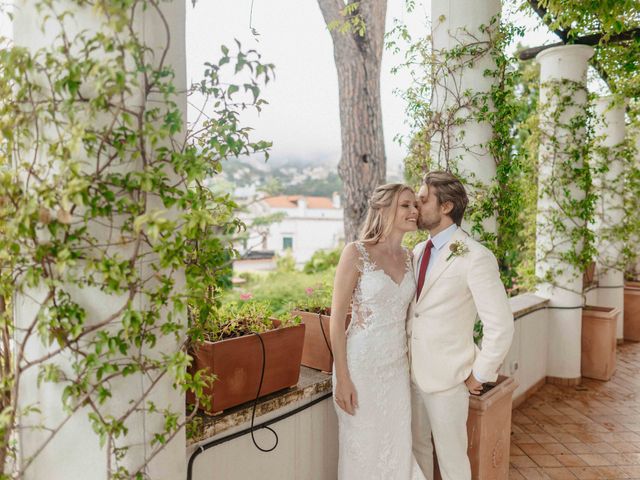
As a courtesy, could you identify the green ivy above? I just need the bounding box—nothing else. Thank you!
[0,1,274,477]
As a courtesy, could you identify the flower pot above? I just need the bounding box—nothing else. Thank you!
[624,282,640,341]
[291,309,350,373]
[188,322,305,414]
[434,375,518,480]
[581,305,619,381]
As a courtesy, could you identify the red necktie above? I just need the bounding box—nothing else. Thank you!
[416,240,433,299]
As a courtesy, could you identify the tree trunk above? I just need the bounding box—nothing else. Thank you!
[317,0,387,242]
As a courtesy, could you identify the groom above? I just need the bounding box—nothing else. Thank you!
[407,171,514,480]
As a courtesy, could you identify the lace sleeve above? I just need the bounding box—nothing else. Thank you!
[349,242,374,334]
[353,241,375,273]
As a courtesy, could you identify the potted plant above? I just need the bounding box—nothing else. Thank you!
[581,305,619,380]
[290,284,350,373]
[624,281,640,341]
[434,376,518,480]
[188,300,305,414]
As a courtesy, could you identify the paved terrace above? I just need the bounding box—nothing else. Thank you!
[510,341,640,479]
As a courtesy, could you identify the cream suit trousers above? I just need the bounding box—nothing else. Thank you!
[411,381,471,480]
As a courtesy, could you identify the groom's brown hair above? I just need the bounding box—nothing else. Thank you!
[422,171,468,226]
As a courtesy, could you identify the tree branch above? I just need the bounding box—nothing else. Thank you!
[317,0,349,45]
[518,27,640,61]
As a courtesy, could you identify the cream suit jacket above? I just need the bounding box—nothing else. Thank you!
[407,228,514,394]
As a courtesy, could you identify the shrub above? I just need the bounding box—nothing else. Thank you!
[227,269,335,315]
[275,250,297,273]
[303,246,342,274]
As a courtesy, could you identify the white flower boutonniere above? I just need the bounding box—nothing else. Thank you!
[446,240,469,261]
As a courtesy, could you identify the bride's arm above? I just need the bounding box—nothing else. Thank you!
[330,242,360,416]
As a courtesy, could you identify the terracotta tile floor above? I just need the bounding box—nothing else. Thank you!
[510,342,640,479]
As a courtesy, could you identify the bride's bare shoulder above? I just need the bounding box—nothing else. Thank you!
[340,242,361,265]
[334,242,364,280]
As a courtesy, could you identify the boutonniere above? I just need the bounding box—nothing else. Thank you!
[446,240,469,261]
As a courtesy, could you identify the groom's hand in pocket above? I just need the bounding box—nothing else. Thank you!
[465,374,483,395]
[335,377,359,415]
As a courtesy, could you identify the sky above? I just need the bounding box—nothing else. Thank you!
[0,1,560,177]
[185,1,558,176]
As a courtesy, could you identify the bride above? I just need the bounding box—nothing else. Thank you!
[330,183,425,480]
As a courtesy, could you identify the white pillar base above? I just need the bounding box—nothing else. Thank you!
[597,270,625,340]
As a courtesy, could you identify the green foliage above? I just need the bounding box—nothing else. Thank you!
[290,282,333,314]
[592,131,640,274]
[511,57,541,293]
[303,246,342,274]
[275,250,297,273]
[524,0,640,101]
[0,0,274,476]
[624,125,640,275]
[536,79,596,285]
[198,300,300,342]
[393,14,533,291]
[484,22,530,291]
[225,269,335,316]
[327,2,367,37]
[402,230,429,251]
[473,319,484,346]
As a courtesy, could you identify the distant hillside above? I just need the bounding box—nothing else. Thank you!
[282,172,342,197]
[222,158,342,197]
[221,158,403,198]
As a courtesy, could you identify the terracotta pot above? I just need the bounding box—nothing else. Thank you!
[188,322,305,414]
[435,376,518,480]
[292,309,350,373]
[581,305,619,381]
[624,282,640,341]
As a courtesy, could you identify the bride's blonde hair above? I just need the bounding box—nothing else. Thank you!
[359,183,414,244]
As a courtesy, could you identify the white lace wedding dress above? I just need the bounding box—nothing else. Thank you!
[333,242,425,480]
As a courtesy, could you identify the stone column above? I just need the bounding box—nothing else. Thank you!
[12,1,186,478]
[635,132,640,277]
[593,96,626,341]
[535,45,594,383]
[430,0,501,234]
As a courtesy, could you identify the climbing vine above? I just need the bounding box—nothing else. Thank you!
[392,12,531,290]
[535,79,596,289]
[0,1,273,478]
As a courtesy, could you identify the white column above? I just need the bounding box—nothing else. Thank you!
[633,132,640,278]
[430,0,501,234]
[12,1,186,479]
[593,97,626,341]
[535,45,594,381]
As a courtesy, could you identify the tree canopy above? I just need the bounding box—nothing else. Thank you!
[524,0,639,107]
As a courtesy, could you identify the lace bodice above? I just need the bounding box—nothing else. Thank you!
[348,241,415,335]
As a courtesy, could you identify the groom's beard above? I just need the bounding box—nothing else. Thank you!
[417,213,439,232]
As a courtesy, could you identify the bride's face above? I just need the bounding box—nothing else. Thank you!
[392,189,419,233]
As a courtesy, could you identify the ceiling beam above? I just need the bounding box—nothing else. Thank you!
[518,27,640,61]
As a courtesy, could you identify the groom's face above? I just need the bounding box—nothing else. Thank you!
[417,185,446,232]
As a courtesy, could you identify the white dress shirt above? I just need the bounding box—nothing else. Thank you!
[419,223,458,277]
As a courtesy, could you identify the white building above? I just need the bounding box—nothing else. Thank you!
[238,192,344,267]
